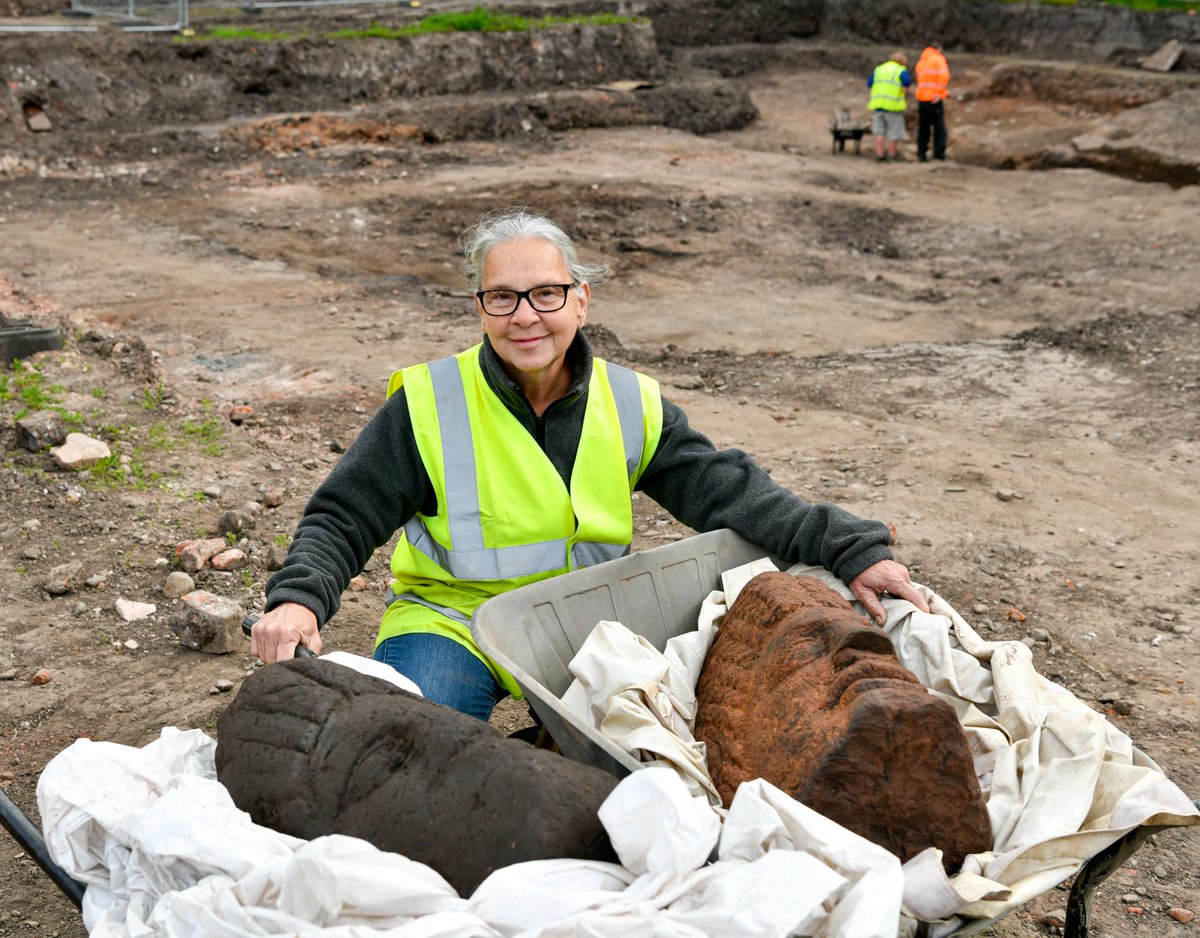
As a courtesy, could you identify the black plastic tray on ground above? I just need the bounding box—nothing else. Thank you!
[1,318,63,365]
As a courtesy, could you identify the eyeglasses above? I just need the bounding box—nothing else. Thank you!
[476,282,578,317]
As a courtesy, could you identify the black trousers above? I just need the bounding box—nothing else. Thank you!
[917,100,947,160]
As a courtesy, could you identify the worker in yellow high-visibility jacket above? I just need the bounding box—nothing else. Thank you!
[867,51,912,162]
[251,210,930,721]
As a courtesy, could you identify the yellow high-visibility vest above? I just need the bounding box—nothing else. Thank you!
[380,343,663,696]
[869,60,908,112]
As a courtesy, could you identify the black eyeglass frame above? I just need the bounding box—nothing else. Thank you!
[475,282,579,317]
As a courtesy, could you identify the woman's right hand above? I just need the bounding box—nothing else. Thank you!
[250,602,322,663]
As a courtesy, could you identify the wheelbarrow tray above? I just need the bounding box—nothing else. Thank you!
[471,528,1194,938]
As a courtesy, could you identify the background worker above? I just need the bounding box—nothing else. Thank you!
[868,50,912,162]
[915,42,951,162]
[251,209,930,721]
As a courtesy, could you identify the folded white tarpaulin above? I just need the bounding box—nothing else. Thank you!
[39,728,913,937]
[560,561,1200,934]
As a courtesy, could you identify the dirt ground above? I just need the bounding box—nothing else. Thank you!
[1,18,1199,938]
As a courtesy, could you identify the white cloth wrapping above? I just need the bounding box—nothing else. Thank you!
[39,729,908,937]
[560,560,1199,932]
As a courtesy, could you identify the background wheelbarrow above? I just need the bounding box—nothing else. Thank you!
[828,107,870,155]
[471,528,1200,938]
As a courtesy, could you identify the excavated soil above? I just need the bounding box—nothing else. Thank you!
[1,5,1199,937]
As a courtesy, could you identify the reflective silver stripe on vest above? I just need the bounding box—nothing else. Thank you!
[384,587,471,625]
[403,353,646,580]
[606,361,645,477]
[428,356,483,553]
[405,516,570,578]
[572,541,630,568]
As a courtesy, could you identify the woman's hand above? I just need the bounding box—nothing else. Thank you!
[849,560,930,626]
[250,602,322,662]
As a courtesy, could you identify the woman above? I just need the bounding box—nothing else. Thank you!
[252,209,929,720]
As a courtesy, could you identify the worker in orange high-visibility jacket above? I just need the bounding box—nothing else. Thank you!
[915,43,951,162]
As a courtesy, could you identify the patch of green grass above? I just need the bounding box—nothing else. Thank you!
[185,8,642,43]
[240,568,255,588]
[2,359,68,419]
[225,531,239,547]
[1006,0,1200,8]
[141,380,165,411]
[272,532,291,548]
[181,401,226,457]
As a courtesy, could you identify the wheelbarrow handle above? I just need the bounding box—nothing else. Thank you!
[241,613,317,659]
[0,786,86,910]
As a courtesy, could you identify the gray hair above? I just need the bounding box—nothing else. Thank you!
[460,208,610,293]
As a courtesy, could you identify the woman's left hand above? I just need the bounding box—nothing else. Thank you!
[849,559,930,626]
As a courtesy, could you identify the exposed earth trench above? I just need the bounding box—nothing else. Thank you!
[1,1,1199,936]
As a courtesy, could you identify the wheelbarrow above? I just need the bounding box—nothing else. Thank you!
[470,528,1200,938]
[829,107,870,155]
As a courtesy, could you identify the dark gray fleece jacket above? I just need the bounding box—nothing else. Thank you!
[265,331,894,627]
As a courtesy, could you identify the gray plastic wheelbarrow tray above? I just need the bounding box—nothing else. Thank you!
[471,528,1196,938]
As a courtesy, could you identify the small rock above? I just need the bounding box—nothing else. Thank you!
[979,558,998,576]
[1041,909,1066,928]
[15,410,66,451]
[1098,690,1122,703]
[30,668,51,686]
[43,560,84,596]
[85,572,109,588]
[202,485,222,500]
[241,500,263,517]
[262,490,285,508]
[1167,908,1195,924]
[972,603,988,614]
[228,404,254,425]
[672,375,705,390]
[72,601,87,617]
[210,548,248,571]
[266,543,288,571]
[21,546,40,560]
[1141,38,1182,72]
[214,678,234,692]
[168,590,243,654]
[0,669,17,681]
[1120,893,1140,904]
[0,770,14,781]
[123,639,139,651]
[1153,866,1168,878]
[163,571,195,599]
[267,462,284,473]
[1174,624,1193,635]
[1112,699,1134,716]
[349,575,371,592]
[115,598,156,622]
[1030,627,1050,643]
[22,519,42,530]
[175,537,226,574]
[995,489,1015,502]
[49,433,112,470]
[1020,636,1037,649]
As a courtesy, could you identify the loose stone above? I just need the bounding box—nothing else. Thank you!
[43,561,84,596]
[163,571,195,598]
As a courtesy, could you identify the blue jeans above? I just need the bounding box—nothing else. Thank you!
[373,632,505,722]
